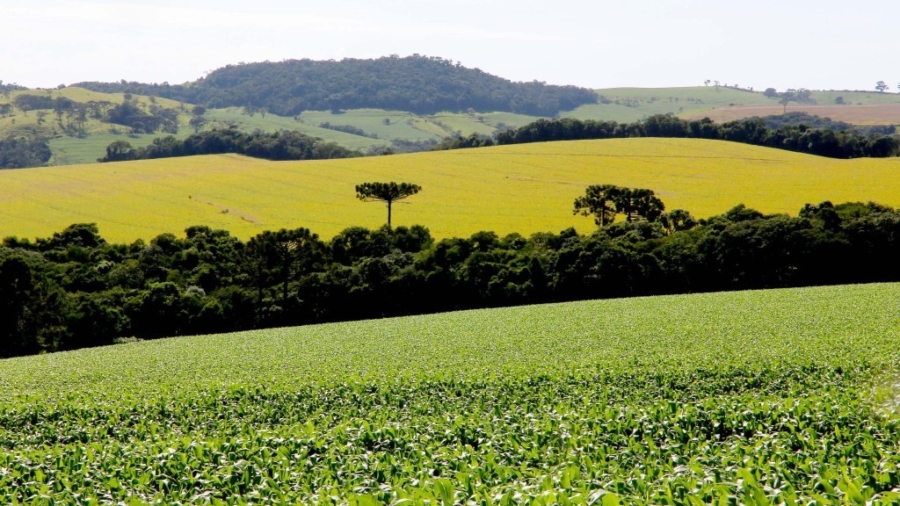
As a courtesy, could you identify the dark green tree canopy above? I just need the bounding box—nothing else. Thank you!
[494,114,898,159]
[73,55,598,116]
[2,199,900,358]
[356,182,422,227]
[574,185,666,226]
[99,128,360,163]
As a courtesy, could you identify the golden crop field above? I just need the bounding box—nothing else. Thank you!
[1,138,899,242]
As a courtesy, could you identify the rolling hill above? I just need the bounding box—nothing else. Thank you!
[72,55,599,116]
[3,81,898,169]
[5,78,899,167]
[0,87,547,166]
[1,137,898,243]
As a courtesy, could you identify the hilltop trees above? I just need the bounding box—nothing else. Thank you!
[356,182,422,227]
[0,80,26,94]
[574,185,666,226]
[72,55,598,116]
[876,81,889,93]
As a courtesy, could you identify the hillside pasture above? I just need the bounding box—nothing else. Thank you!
[1,138,899,243]
[8,85,898,168]
[566,87,900,125]
[204,107,383,151]
[686,104,900,125]
[0,86,186,111]
[0,283,898,503]
[298,109,451,142]
[563,86,777,123]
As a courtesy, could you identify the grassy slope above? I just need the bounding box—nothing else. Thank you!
[0,87,194,165]
[565,87,900,124]
[811,90,900,105]
[564,86,775,122]
[0,138,899,243]
[0,283,898,503]
[3,86,898,167]
[203,107,382,151]
[295,109,542,143]
[0,87,542,164]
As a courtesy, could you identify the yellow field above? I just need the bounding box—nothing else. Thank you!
[1,138,899,242]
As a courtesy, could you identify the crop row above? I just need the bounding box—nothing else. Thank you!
[0,283,898,503]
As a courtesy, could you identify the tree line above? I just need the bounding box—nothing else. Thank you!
[490,115,899,159]
[99,128,361,162]
[2,199,899,358]
[72,55,599,116]
[757,111,896,137]
[0,135,52,169]
[0,81,27,94]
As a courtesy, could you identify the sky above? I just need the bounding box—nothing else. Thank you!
[2,0,898,92]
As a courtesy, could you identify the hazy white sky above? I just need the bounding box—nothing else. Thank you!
[3,0,897,92]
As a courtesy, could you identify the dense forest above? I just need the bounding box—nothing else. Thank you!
[99,128,361,162]
[2,200,898,358]
[73,55,599,116]
[485,115,900,159]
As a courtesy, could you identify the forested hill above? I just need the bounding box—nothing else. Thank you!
[71,55,598,116]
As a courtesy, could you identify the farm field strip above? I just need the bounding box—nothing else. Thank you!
[2,138,900,243]
[687,104,900,125]
[570,87,900,124]
[0,283,899,503]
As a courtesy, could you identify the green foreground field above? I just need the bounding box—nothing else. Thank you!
[1,283,899,504]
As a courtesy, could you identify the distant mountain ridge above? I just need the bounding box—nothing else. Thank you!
[73,55,598,116]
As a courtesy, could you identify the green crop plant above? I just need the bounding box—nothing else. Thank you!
[0,283,899,504]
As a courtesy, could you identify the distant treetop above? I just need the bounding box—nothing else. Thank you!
[0,80,27,93]
[71,55,598,116]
